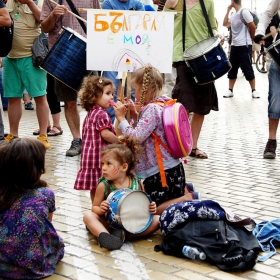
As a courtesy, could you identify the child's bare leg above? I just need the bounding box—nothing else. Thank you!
[90,189,96,204]
[126,215,160,239]
[83,210,110,237]
[156,193,193,215]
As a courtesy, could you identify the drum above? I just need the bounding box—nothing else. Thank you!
[163,102,192,158]
[40,27,87,91]
[267,39,280,70]
[107,189,153,234]
[183,37,231,85]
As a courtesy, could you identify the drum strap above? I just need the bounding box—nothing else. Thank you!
[199,0,214,37]
[65,0,87,34]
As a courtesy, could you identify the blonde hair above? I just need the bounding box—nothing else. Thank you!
[132,65,163,106]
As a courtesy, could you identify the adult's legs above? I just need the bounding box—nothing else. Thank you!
[34,95,49,135]
[7,98,22,136]
[64,100,80,139]
[268,118,279,139]
[191,113,206,156]
[0,97,4,142]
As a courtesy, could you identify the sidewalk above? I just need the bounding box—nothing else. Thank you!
[3,66,280,280]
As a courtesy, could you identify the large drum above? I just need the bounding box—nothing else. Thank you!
[40,27,87,91]
[107,189,153,234]
[267,39,280,69]
[183,37,231,85]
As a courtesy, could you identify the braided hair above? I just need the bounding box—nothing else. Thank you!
[132,65,163,106]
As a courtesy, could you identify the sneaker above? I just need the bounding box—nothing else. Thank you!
[191,191,201,200]
[98,232,123,250]
[5,133,18,142]
[252,90,260,98]
[25,102,34,110]
[263,139,277,159]
[185,182,196,193]
[66,138,82,157]
[261,67,266,72]
[37,134,51,149]
[223,90,234,98]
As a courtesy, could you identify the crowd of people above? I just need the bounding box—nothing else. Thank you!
[1,0,280,277]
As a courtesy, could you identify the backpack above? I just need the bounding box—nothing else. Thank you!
[31,32,49,68]
[0,16,14,57]
[154,218,260,271]
[151,99,193,187]
[241,9,259,27]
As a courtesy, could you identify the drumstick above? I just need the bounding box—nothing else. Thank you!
[49,0,87,23]
[262,27,280,40]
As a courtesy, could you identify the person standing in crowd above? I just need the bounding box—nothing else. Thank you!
[3,0,50,149]
[0,0,11,144]
[254,0,280,159]
[223,0,260,99]
[164,0,221,159]
[40,0,100,156]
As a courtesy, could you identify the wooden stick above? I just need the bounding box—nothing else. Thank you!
[126,72,131,122]
[262,27,280,40]
[49,0,87,23]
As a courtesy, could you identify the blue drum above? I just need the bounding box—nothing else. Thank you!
[183,37,231,85]
[107,189,153,234]
[40,27,87,91]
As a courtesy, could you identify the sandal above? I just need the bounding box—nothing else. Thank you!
[98,232,123,250]
[33,126,51,136]
[189,148,208,159]
[47,126,63,137]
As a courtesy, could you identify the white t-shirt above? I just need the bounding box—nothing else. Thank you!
[229,8,253,46]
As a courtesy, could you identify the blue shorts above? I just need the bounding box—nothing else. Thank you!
[268,61,280,119]
[2,56,47,98]
[228,45,255,81]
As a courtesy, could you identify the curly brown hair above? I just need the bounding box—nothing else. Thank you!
[101,136,143,176]
[132,65,163,106]
[78,75,116,111]
[0,138,47,213]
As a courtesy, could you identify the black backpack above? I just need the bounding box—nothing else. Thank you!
[154,219,260,271]
[0,15,14,57]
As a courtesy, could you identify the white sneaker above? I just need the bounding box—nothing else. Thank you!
[252,90,260,98]
[223,90,234,98]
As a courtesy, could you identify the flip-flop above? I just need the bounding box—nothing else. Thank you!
[189,148,208,159]
[33,126,51,136]
[98,232,123,250]
[47,126,63,137]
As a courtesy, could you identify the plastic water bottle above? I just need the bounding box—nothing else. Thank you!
[182,245,206,260]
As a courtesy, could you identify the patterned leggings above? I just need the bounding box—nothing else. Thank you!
[143,163,185,206]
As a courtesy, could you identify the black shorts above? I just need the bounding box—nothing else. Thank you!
[143,163,186,206]
[228,45,255,81]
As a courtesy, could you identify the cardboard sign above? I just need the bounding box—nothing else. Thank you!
[87,10,174,73]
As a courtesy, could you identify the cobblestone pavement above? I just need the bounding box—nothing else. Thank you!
[3,66,280,280]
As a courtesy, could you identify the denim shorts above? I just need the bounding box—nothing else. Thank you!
[268,61,280,119]
[2,56,47,98]
[228,45,255,81]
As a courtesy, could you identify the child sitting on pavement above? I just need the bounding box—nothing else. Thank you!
[0,138,64,279]
[83,136,160,250]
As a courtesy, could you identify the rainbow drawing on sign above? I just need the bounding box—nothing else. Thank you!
[113,49,145,72]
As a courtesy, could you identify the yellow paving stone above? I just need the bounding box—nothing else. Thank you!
[44,274,70,280]
[147,252,186,265]
[54,262,78,277]
[62,256,94,268]
[146,261,180,273]
[209,271,247,280]
[83,252,117,266]
[64,245,92,257]
[253,263,280,276]
[246,271,280,280]
[148,271,183,280]
[85,263,123,278]
[70,269,103,280]
[52,222,77,232]
[174,270,214,280]
[176,261,216,274]
[138,256,155,264]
